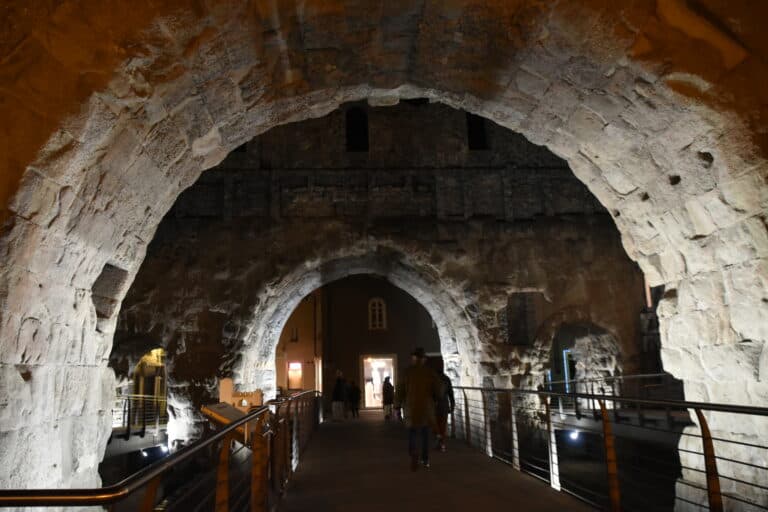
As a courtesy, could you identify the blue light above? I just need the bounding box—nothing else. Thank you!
[569,431,580,441]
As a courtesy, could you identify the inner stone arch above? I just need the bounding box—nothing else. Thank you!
[235,249,477,399]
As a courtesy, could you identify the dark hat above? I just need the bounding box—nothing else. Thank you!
[412,347,426,358]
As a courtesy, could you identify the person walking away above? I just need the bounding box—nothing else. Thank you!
[396,347,440,471]
[382,376,395,420]
[435,364,455,452]
[331,371,346,421]
[349,381,362,418]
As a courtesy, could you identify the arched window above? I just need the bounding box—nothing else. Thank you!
[368,298,387,330]
[346,107,369,152]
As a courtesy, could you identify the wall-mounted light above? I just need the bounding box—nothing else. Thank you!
[289,362,302,371]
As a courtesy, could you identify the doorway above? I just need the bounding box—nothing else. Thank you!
[360,355,396,408]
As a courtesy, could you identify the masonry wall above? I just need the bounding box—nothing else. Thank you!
[274,289,323,394]
[112,103,646,437]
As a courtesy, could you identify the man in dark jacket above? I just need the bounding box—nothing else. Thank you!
[348,381,361,418]
[382,376,395,420]
[396,347,440,471]
[435,364,455,452]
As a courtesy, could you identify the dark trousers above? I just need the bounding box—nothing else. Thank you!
[408,426,430,463]
[436,414,448,440]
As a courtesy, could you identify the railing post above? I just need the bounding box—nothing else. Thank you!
[124,399,132,440]
[509,392,520,471]
[285,400,294,478]
[543,395,561,491]
[573,380,581,420]
[251,417,268,512]
[462,389,471,446]
[139,475,162,512]
[694,409,723,512]
[215,432,235,512]
[598,400,622,512]
[292,398,300,469]
[482,390,492,456]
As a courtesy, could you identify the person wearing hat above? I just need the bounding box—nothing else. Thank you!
[396,347,441,470]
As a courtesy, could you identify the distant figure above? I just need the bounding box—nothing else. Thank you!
[435,364,455,452]
[397,347,440,471]
[344,379,353,418]
[348,381,362,418]
[332,371,346,421]
[382,376,395,420]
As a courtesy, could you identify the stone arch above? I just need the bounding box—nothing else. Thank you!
[1,0,767,492]
[236,249,478,396]
[164,246,479,441]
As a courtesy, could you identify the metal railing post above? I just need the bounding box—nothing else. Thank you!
[482,391,493,456]
[462,389,471,446]
[509,392,520,471]
[285,400,294,478]
[139,475,161,512]
[598,400,622,512]
[543,396,561,491]
[251,417,268,512]
[695,409,723,512]
[124,399,132,440]
[215,432,235,512]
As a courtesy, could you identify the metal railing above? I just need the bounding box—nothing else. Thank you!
[112,394,170,437]
[544,372,685,403]
[453,386,768,512]
[0,390,321,511]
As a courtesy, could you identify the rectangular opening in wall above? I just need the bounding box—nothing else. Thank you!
[346,107,369,152]
[288,362,303,390]
[506,292,542,346]
[361,355,396,408]
[466,112,489,150]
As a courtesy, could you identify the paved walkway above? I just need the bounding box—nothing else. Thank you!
[279,410,594,512]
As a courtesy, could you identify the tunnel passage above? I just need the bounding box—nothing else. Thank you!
[111,101,647,444]
[272,274,443,410]
[0,1,766,506]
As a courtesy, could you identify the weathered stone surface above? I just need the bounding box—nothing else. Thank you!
[0,1,766,506]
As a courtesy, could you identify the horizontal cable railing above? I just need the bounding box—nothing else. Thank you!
[112,394,170,433]
[452,386,768,512]
[544,372,685,403]
[0,390,321,511]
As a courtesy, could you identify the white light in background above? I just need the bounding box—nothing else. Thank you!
[569,431,580,441]
[289,362,302,370]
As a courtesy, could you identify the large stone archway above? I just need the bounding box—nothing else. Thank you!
[1,0,766,497]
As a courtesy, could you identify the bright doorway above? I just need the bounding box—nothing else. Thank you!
[360,355,396,408]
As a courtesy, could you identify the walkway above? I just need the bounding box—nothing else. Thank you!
[280,410,594,512]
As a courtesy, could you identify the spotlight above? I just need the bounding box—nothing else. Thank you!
[140,450,148,457]
[569,431,580,441]
[160,445,169,453]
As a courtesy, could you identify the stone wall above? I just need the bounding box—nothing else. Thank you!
[1,0,767,502]
[113,107,645,441]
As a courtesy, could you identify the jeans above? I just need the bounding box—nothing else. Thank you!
[408,426,430,463]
